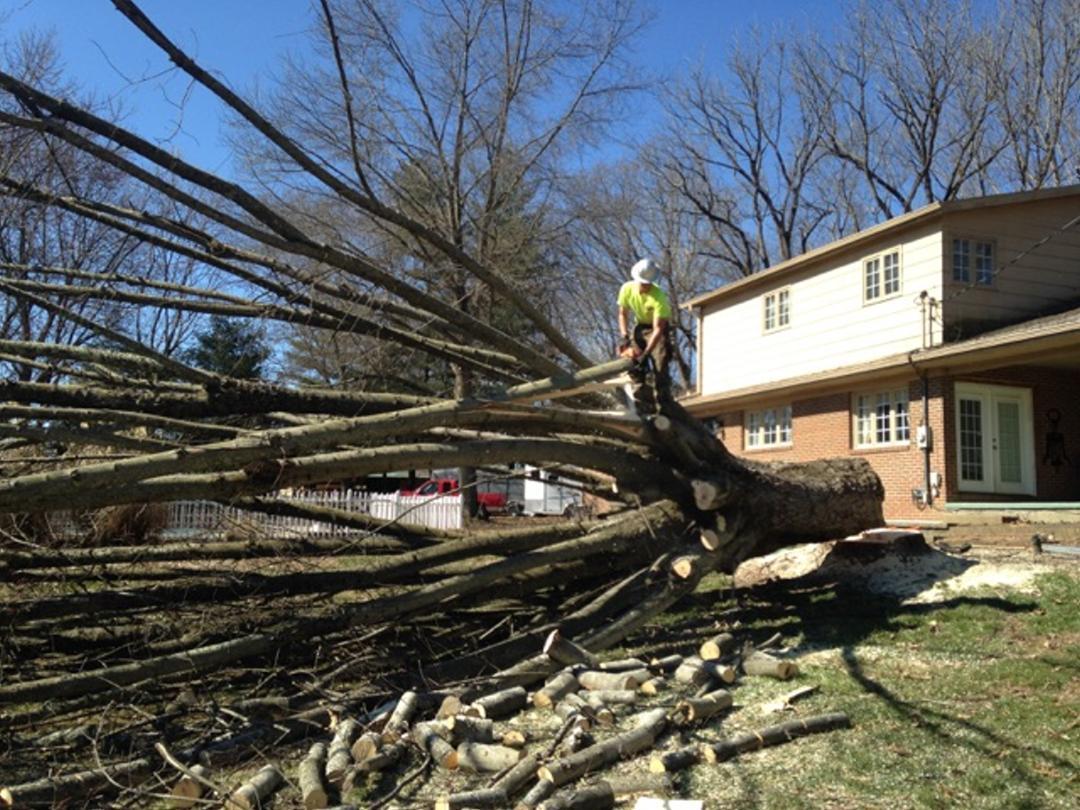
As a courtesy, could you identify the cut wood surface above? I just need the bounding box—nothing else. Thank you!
[534,671,580,709]
[168,762,211,808]
[225,764,283,810]
[699,633,736,661]
[675,688,733,724]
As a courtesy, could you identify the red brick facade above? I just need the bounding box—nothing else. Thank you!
[708,365,1080,520]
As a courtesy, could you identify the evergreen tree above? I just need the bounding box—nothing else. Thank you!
[185,316,270,379]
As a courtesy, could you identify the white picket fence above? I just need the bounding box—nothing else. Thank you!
[48,489,462,540]
[164,490,462,537]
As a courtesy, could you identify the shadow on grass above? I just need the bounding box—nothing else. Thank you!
[840,645,1079,785]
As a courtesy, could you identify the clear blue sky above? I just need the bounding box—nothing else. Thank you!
[2,0,843,174]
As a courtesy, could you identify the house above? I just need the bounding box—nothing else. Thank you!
[681,185,1080,520]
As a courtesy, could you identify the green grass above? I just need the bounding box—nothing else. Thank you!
[672,572,1080,809]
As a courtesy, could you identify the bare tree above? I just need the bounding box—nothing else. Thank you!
[989,0,1080,189]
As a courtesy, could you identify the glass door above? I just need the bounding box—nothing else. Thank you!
[954,384,1035,496]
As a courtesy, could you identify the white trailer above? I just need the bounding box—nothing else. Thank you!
[523,466,583,516]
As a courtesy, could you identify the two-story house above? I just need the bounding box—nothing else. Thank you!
[682,185,1080,519]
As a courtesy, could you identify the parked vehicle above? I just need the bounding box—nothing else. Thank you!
[399,477,522,518]
[523,467,585,517]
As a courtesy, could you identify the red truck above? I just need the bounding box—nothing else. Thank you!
[399,477,521,518]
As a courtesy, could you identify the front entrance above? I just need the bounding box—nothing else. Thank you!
[954,383,1036,496]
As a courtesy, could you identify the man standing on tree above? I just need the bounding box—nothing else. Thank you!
[617,257,673,414]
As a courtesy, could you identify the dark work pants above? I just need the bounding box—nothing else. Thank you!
[628,323,672,415]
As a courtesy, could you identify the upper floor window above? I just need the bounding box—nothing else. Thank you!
[864,248,901,303]
[952,238,994,285]
[746,405,793,449]
[853,388,910,447]
[763,288,791,332]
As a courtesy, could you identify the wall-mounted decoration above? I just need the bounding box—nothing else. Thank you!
[1043,408,1069,467]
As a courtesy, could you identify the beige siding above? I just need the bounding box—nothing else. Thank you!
[942,197,1080,336]
[699,224,944,395]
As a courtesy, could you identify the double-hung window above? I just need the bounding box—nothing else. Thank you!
[853,389,910,447]
[864,248,901,303]
[952,238,994,285]
[763,288,791,332]
[746,405,793,449]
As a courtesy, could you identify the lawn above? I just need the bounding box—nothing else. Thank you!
[659,569,1079,809]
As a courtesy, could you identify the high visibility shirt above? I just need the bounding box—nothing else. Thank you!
[618,281,672,326]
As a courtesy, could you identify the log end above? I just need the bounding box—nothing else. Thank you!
[648,757,668,774]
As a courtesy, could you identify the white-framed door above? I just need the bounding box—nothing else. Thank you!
[954,383,1036,496]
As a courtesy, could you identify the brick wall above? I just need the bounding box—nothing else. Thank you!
[712,365,1080,520]
[943,366,1080,503]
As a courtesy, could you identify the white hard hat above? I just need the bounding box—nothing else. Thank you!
[630,257,659,284]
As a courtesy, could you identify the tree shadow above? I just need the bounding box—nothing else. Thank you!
[840,645,1079,785]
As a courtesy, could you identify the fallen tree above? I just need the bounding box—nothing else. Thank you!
[0,0,883,800]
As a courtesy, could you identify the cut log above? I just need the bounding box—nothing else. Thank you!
[353,739,407,774]
[638,677,665,696]
[325,718,359,787]
[700,513,730,551]
[446,715,496,744]
[559,726,595,756]
[534,671,579,709]
[583,689,637,705]
[298,742,328,810]
[674,657,735,687]
[543,630,599,668]
[537,708,668,787]
[536,781,615,810]
[648,654,683,674]
[436,694,465,720]
[456,742,524,772]
[674,688,732,724]
[692,478,729,511]
[597,658,648,672]
[493,752,539,799]
[742,651,798,680]
[577,669,650,691]
[701,712,852,763]
[699,633,736,661]
[412,722,459,769]
[501,729,528,748]
[0,757,153,808]
[761,684,818,715]
[472,685,527,719]
[554,700,593,730]
[350,731,381,762]
[381,690,420,743]
[649,746,699,773]
[516,778,556,809]
[225,764,283,810]
[435,787,508,810]
[168,763,210,808]
[606,774,674,796]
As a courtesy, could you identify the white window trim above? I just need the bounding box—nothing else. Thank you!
[745,404,793,451]
[761,287,792,334]
[949,234,997,288]
[851,388,911,449]
[862,245,903,305]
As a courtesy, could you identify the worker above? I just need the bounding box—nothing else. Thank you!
[616,257,673,414]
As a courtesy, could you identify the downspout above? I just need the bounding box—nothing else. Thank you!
[909,291,935,508]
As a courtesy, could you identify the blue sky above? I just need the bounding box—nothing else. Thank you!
[3,0,843,174]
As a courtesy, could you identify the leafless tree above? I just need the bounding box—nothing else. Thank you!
[661,37,829,276]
